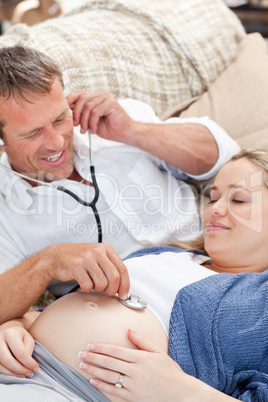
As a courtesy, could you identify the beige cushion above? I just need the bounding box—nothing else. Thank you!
[0,0,245,116]
[160,33,268,149]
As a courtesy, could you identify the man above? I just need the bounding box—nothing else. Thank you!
[0,46,239,323]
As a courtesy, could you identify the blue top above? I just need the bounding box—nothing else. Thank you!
[126,246,268,401]
[169,270,268,401]
[124,245,205,259]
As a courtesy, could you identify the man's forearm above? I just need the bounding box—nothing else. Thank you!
[0,242,130,324]
[126,122,219,175]
[0,251,53,324]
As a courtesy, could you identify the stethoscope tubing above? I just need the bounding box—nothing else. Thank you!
[0,140,147,308]
[57,165,102,243]
[0,131,102,242]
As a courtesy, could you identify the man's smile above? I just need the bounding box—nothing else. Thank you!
[41,149,67,166]
[43,151,63,162]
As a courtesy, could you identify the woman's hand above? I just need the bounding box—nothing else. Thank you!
[78,328,189,401]
[0,316,40,377]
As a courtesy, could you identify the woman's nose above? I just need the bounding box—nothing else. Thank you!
[211,199,228,216]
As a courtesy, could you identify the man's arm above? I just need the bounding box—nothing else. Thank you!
[67,91,235,176]
[0,252,52,324]
[0,242,129,324]
[124,121,218,175]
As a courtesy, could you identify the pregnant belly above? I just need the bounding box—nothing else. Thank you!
[29,291,168,383]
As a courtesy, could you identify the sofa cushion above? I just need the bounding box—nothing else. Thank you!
[160,33,268,149]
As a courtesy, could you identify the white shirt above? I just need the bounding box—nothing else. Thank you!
[0,98,239,294]
[126,250,217,335]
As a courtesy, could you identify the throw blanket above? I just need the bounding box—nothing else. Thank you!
[169,270,268,401]
[0,0,245,115]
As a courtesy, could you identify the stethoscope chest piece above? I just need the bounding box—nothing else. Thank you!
[120,294,147,310]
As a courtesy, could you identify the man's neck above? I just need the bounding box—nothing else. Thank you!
[68,167,93,186]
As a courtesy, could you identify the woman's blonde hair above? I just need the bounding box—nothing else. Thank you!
[231,149,268,188]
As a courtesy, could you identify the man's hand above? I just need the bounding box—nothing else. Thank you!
[67,91,220,175]
[67,91,135,143]
[0,243,130,324]
[47,242,130,300]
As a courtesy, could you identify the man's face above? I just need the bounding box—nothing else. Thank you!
[0,79,74,183]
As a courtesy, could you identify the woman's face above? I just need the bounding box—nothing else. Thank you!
[203,158,268,273]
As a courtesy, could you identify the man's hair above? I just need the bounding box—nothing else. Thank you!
[0,46,64,140]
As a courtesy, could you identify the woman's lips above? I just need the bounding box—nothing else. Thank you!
[206,221,230,232]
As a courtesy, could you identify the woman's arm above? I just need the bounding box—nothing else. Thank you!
[78,328,237,401]
[0,311,40,377]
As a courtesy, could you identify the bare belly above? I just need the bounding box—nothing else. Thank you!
[29,291,168,400]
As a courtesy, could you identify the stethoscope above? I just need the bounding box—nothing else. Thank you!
[0,131,147,310]
[0,130,102,243]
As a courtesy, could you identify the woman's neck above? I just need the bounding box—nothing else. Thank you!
[203,262,266,275]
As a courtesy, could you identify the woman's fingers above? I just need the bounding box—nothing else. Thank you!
[127,327,163,352]
[90,377,132,400]
[79,344,137,376]
[77,329,191,402]
[79,358,128,387]
[0,344,28,376]
[0,332,38,376]
[78,329,162,373]
[78,352,136,401]
[0,362,27,377]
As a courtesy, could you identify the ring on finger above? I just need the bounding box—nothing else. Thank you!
[115,373,124,388]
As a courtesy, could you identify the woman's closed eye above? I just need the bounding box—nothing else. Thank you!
[208,198,246,205]
[207,199,218,205]
[231,199,245,204]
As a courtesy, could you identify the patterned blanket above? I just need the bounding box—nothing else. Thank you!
[0,0,245,115]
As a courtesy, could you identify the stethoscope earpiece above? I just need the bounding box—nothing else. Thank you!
[0,139,5,146]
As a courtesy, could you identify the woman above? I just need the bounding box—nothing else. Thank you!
[0,150,267,401]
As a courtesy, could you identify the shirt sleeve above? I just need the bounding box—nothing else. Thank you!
[0,213,27,273]
[170,116,240,181]
[118,98,240,181]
